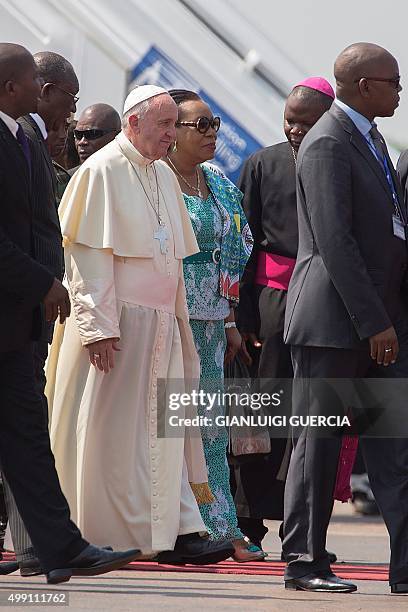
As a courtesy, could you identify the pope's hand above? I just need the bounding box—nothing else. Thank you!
[87,338,120,373]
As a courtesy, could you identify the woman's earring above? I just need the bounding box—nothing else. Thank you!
[172,141,177,153]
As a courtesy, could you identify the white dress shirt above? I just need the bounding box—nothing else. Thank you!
[30,113,48,139]
[0,110,19,139]
[335,99,379,157]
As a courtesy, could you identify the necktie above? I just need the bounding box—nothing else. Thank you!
[16,123,31,175]
[369,125,400,209]
[369,125,387,165]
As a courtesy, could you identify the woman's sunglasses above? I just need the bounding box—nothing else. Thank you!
[74,129,118,141]
[175,116,221,134]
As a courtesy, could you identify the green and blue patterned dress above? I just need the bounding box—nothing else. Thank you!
[183,187,244,542]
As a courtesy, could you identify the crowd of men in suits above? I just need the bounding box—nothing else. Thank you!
[2,37,408,596]
[1,59,125,570]
[0,42,140,584]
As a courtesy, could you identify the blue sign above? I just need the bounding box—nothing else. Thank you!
[128,46,262,184]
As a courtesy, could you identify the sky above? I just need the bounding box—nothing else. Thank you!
[230,0,408,150]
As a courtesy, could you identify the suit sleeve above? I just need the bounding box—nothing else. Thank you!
[236,157,261,333]
[0,225,54,304]
[65,243,120,346]
[299,136,391,339]
[397,150,408,205]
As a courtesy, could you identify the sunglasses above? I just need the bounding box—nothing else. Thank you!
[176,116,221,134]
[74,129,118,141]
[354,76,401,89]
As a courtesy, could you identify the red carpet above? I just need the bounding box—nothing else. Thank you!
[1,552,388,581]
[123,559,389,582]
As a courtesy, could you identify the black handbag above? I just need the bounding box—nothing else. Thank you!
[224,354,271,462]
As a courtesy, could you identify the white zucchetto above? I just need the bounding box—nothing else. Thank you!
[123,85,168,114]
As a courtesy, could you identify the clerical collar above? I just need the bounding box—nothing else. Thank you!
[115,131,155,167]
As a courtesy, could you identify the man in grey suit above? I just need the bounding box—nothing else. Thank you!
[283,42,408,594]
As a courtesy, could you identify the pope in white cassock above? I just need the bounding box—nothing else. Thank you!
[46,86,233,565]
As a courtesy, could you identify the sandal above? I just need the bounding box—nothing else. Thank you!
[231,538,268,563]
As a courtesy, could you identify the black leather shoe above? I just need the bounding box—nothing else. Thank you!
[20,559,42,577]
[281,550,337,564]
[0,561,19,575]
[327,551,337,564]
[156,533,234,565]
[352,494,380,516]
[46,544,141,584]
[20,546,112,578]
[285,572,357,593]
[391,582,408,594]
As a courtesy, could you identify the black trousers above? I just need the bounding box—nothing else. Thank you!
[234,286,290,540]
[257,286,293,380]
[0,344,88,572]
[32,322,51,428]
[2,321,57,561]
[284,323,408,584]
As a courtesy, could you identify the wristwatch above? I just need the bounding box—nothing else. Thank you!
[224,321,237,329]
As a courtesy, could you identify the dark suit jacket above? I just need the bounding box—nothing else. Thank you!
[18,115,63,280]
[284,104,408,349]
[0,118,54,351]
[237,141,297,331]
[397,150,408,205]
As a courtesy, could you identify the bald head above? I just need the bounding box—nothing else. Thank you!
[334,42,400,119]
[75,103,121,163]
[335,43,395,85]
[77,103,121,132]
[0,43,40,117]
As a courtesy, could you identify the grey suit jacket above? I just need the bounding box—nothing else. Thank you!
[284,104,408,349]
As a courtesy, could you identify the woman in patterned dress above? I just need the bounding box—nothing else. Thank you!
[164,90,264,562]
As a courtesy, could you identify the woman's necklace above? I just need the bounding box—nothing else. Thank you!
[166,156,203,199]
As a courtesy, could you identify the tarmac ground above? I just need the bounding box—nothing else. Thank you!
[0,501,404,612]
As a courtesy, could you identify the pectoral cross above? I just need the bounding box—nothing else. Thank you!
[154,224,169,254]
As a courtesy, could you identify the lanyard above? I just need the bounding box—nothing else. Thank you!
[366,137,403,219]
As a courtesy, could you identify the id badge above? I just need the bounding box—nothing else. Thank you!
[392,215,406,240]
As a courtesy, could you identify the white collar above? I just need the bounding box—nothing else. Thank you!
[30,113,48,139]
[335,99,372,138]
[0,110,19,139]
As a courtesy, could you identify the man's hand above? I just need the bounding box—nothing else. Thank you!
[42,278,71,324]
[240,332,262,366]
[369,326,398,366]
[87,338,121,373]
